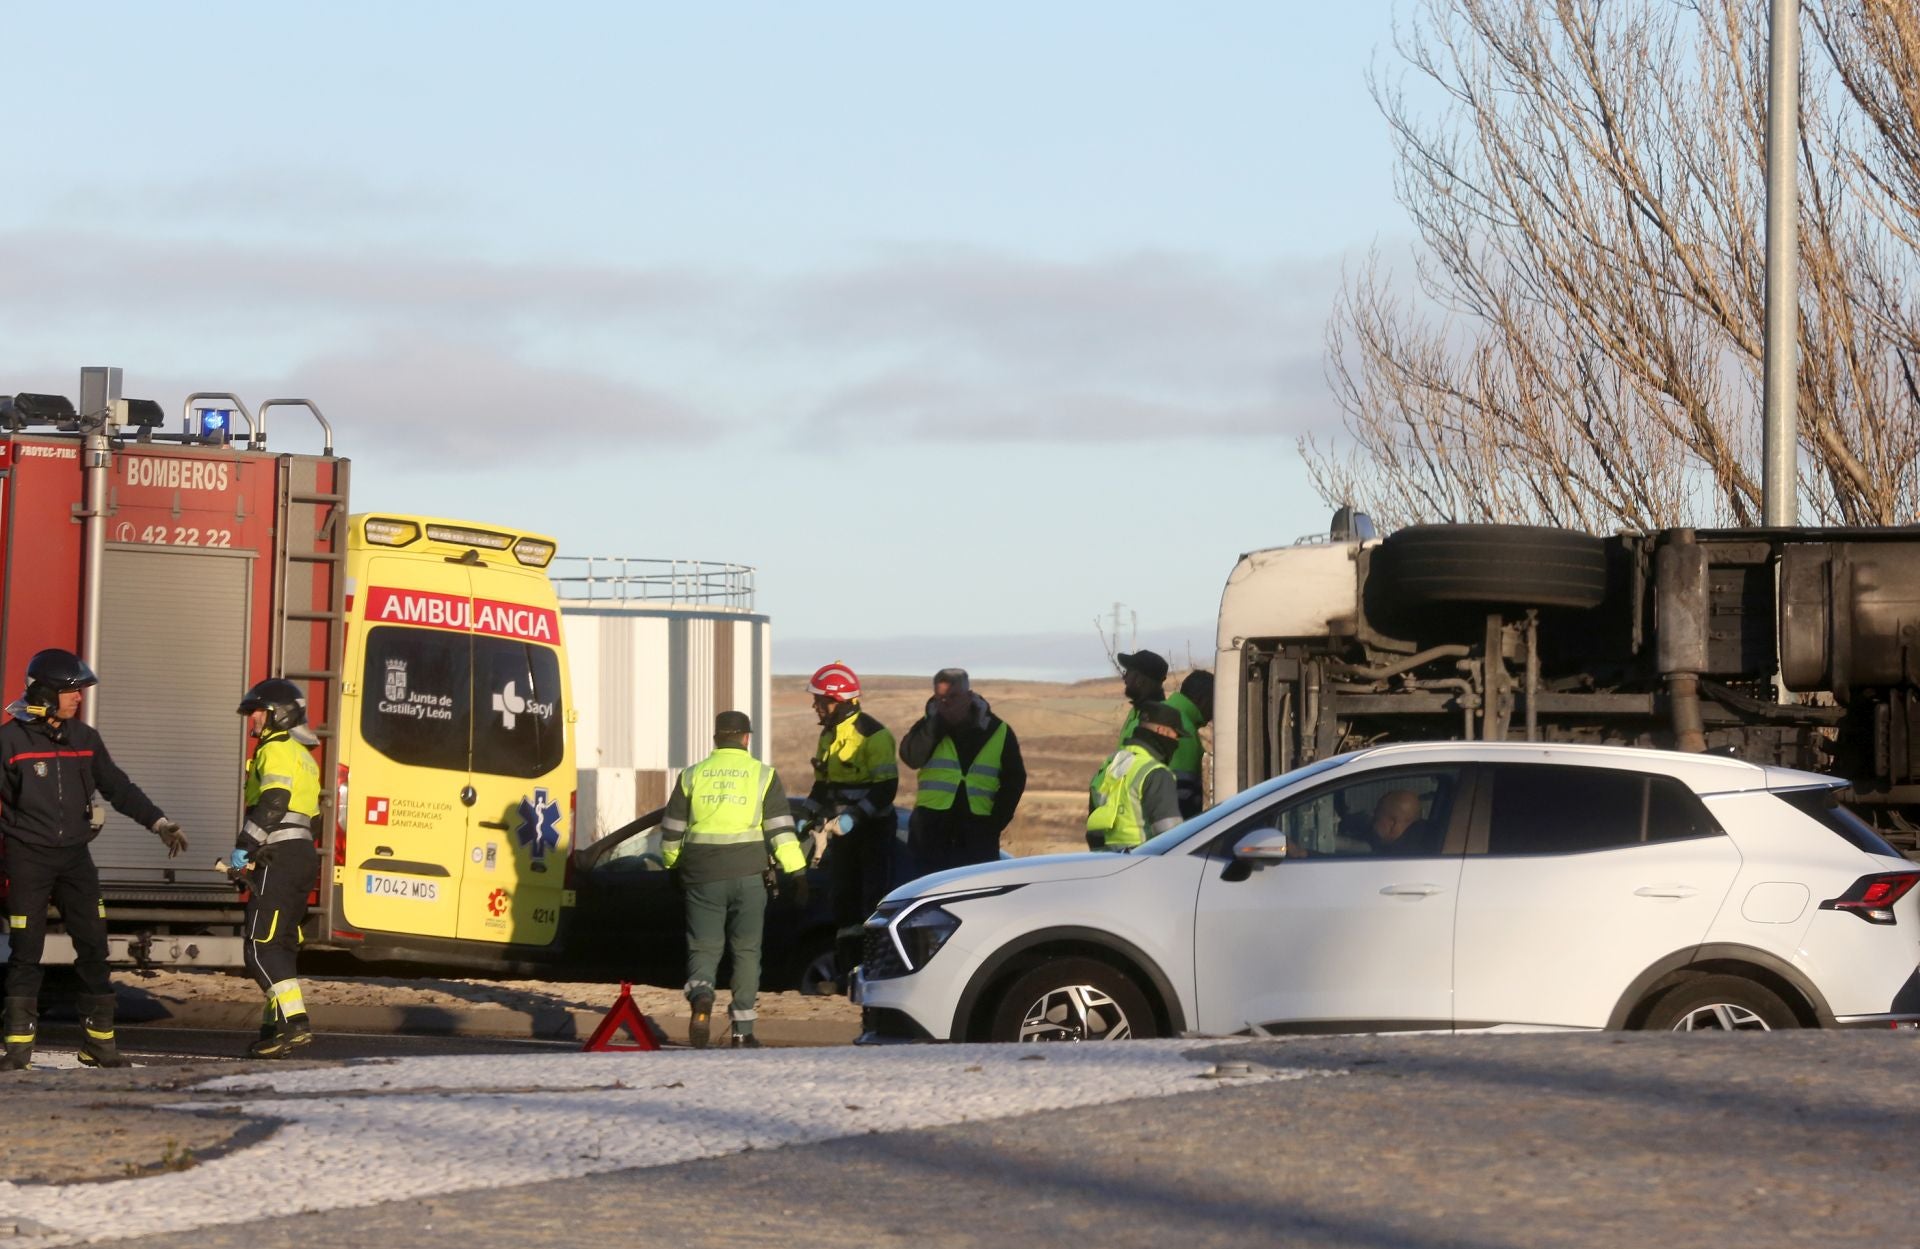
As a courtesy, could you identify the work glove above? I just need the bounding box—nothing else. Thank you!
[1085,830,1104,852]
[788,872,811,908]
[151,818,188,858]
[224,847,251,872]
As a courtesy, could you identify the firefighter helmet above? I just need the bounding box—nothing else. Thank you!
[807,662,861,702]
[238,678,307,731]
[24,649,98,711]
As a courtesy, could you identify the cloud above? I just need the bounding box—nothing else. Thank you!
[6,339,713,467]
[777,245,1341,442]
[0,227,1351,456]
[272,337,714,464]
[0,229,718,329]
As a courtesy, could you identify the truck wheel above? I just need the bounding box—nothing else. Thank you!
[987,958,1157,1043]
[1639,975,1800,1032]
[1370,524,1609,612]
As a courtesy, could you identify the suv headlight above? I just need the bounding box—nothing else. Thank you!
[864,886,1019,979]
[896,903,963,971]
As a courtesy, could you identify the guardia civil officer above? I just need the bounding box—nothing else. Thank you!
[229,678,323,1059]
[2,649,187,1070]
[660,711,807,1048]
[1086,701,1185,853]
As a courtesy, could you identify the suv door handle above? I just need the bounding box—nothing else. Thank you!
[1379,884,1444,898]
[1633,884,1699,899]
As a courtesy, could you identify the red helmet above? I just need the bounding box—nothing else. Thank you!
[808,662,860,702]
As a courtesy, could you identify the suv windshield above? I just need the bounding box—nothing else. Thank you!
[360,626,565,777]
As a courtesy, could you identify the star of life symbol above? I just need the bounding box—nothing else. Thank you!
[384,658,408,703]
[516,787,561,860]
[493,679,527,729]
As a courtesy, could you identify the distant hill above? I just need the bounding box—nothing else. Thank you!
[773,622,1216,684]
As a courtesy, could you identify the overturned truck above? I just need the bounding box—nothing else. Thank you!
[1215,517,1920,848]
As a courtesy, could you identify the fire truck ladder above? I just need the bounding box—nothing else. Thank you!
[264,408,348,880]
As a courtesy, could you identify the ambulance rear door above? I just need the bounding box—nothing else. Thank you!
[340,557,474,939]
[457,563,571,946]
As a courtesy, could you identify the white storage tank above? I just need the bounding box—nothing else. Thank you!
[554,557,772,844]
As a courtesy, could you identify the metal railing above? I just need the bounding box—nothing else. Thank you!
[549,556,756,609]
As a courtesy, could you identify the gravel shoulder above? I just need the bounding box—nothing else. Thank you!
[117,968,858,1026]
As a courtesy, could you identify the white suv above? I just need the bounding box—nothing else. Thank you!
[854,742,1920,1041]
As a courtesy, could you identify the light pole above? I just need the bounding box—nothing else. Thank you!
[1762,0,1801,527]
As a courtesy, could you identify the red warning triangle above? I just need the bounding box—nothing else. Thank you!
[584,982,663,1051]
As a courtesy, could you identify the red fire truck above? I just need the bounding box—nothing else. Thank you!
[0,367,347,970]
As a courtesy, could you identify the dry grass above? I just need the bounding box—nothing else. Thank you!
[769,672,1209,857]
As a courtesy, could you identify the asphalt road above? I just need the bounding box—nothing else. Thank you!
[63,1030,1920,1249]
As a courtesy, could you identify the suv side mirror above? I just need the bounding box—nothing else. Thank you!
[1234,829,1290,862]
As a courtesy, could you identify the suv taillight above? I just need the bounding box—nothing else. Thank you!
[1820,872,1920,924]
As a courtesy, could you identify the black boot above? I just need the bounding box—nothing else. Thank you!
[77,994,129,1068]
[248,1012,313,1059]
[731,1031,763,1049]
[2,997,36,1071]
[688,992,714,1049]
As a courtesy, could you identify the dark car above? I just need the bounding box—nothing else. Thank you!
[563,801,928,993]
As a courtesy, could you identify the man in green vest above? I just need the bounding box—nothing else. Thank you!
[660,710,806,1048]
[1112,649,1170,747]
[1086,701,1185,853]
[1166,669,1213,818]
[1089,649,1172,813]
[899,668,1027,874]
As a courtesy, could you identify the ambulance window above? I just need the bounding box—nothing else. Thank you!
[472,639,565,779]
[360,627,471,772]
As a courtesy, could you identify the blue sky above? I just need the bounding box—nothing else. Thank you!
[2,3,1406,677]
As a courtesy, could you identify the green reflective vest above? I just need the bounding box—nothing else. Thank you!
[1166,691,1204,792]
[682,748,775,847]
[246,732,322,821]
[916,722,1008,817]
[1086,744,1166,850]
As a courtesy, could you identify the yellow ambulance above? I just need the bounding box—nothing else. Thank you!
[332,514,576,967]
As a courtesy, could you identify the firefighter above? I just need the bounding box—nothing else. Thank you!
[1086,701,1185,853]
[2,649,187,1070]
[230,678,322,1059]
[899,668,1027,873]
[659,711,805,1048]
[802,662,897,992]
[1166,669,1214,819]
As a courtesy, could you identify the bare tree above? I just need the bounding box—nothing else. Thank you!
[1306,0,1920,530]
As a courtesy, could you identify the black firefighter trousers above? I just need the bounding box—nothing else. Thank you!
[4,837,111,1001]
[243,841,317,1005]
